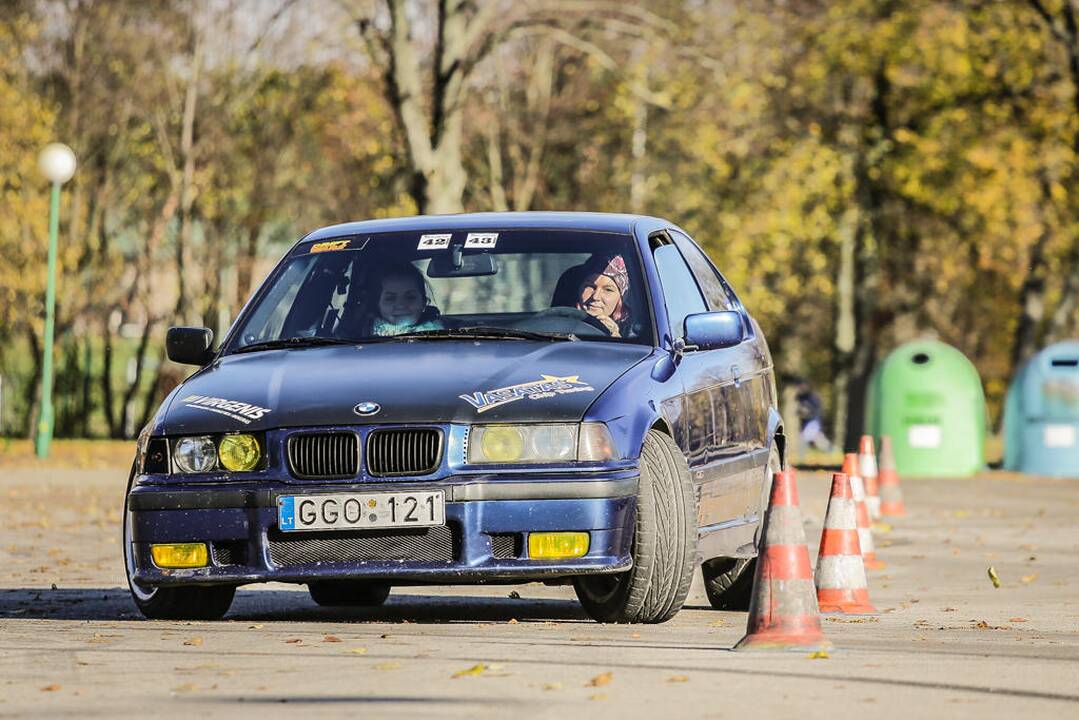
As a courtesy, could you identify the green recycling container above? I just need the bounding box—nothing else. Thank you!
[865,340,985,478]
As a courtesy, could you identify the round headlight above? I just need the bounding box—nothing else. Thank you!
[480,426,524,462]
[218,434,260,471]
[528,425,576,460]
[173,436,217,473]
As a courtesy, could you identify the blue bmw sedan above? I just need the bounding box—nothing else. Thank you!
[125,212,783,623]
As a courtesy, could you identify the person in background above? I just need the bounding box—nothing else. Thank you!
[795,377,832,452]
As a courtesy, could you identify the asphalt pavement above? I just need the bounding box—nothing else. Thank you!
[0,465,1076,718]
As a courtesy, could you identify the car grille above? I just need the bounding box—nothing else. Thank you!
[288,432,360,479]
[267,526,455,566]
[366,428,442,477]
[489,533,520,559]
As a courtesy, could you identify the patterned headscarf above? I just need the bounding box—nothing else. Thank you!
[594,255,629,297]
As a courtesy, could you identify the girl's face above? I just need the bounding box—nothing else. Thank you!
[378,274,424,325]
[577,273,623,319]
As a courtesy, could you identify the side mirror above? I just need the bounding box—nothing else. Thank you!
[166,327,215,366]
[682,311,744,351]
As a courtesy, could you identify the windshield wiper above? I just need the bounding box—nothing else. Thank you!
[394,326,578,342]
[232,336,357,354]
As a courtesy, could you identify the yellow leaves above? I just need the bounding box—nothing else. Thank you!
[451,663,488,678]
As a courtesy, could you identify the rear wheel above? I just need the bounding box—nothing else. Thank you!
[574,429,696,623]
[308,580,391,607]
[701,443,780,611]
[123,466,235,620]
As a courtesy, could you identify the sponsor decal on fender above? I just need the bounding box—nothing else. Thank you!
[460,374,594,413]
[181,394,271,424]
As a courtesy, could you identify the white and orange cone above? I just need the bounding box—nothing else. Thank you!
[878,435,906,517]
[843,453,885,570]
[858,435,881,520]
[815,472,877,615]
[735,469,832,652]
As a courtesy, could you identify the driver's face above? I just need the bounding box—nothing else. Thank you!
[577,273,622,319]
[378,274,424,325]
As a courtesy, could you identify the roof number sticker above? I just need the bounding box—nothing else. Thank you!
[418,233,452,250]
[464,232,498,249]
[310,239,350,253]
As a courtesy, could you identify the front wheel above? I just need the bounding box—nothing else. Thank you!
[123,465,235,620]
[574,429,696,623]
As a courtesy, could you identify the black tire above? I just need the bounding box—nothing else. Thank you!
[700,443,780,611]
[308,580,391,607]
[573,429,696,623]
[123,465,236,621]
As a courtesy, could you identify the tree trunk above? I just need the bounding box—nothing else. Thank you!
[832,206,859,452]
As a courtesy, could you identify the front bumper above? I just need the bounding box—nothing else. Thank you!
[128,472,637,587]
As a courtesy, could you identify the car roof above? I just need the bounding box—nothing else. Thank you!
[299,212,670,244]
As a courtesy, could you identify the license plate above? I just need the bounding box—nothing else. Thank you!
[277,491,445,532]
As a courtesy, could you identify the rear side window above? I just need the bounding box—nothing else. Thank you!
[669,230,737,312]
[653,243,707,340]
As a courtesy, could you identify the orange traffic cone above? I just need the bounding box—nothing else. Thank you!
[878,435,906,517]
[843,453,885,570]
[815,472,877,615]
[858,435,881,520]
[735,469,832,652]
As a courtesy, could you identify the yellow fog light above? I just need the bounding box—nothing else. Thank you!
[218,434,260,471]
[479,426,524,462]
[528,532,589,559]
[150,543,208,568]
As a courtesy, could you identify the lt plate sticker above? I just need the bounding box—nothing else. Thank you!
[460,374,594,413]
[464,232,498,249]
[418,233,451,250]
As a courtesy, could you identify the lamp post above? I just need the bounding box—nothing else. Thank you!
[35,143,77,459]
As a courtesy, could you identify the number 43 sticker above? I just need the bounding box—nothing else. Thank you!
[464,232,498,249]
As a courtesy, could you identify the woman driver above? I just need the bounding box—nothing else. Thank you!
[576,255,633,338]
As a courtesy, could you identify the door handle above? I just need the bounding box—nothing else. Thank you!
[731,365,742,386]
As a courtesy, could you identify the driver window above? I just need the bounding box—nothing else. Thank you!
[653,243,707,340]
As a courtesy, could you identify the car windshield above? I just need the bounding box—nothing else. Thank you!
[227,229,653,351]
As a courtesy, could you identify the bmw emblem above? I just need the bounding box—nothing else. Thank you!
[353,401,381,417]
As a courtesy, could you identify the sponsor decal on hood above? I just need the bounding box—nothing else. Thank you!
[460,374,594,414]
[181,394,272,424]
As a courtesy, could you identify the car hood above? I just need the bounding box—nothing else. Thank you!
[159,340,653,434]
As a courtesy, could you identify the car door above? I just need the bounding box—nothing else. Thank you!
[650,233,743,540]
[666,229,771,557]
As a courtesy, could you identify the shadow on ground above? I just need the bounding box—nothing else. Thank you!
[0,586,591,624]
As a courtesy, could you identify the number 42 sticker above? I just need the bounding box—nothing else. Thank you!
[464,232,498,249]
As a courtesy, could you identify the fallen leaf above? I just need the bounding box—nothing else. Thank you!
[630,632,641,638]
[284,638,302,644]
[708,620,729,627]
[507,619,518,625]
[667,675,690,683]
[587,672,613,687]
[374,662,401,671]
[183,637,203,647]
[41,684,62,692]
[322,635,342,643]
[452,663,488,678]
[987,567,1001,588]
[808,651,830,659]
[542,682,562,691]
[171,683,198,693]
[1020,572,1039,584]
[588,693,608,701]
[348,647,368,655]
[507,591,521,599]
[1009,617,1028,622]
[249,624,264,630]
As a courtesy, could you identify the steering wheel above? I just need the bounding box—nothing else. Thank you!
[518,307,615,336]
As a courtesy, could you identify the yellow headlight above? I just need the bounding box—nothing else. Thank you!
[218,434,260,471]
[528,532,589,559]
[479,426,524,462]
[150,542,208,568]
